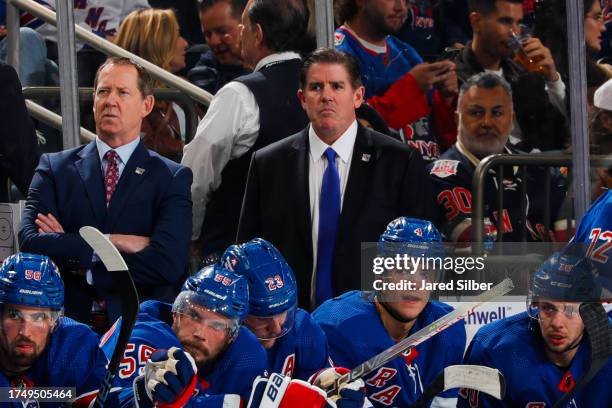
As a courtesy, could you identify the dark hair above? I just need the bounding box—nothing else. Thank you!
[534,0,607,88]
[247,0,309,52]
[468,0,522,14]
[93,57,154,97]
[197,0,247,20]
[458,72,513,106]
[335,0,358,24]
[300,48,362,89]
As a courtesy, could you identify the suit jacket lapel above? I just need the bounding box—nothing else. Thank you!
[291,129,312,245]
[337,125,375,244]
[75,141,106,226]
[107,142,150,230]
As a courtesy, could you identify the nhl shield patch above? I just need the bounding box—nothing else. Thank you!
[430,160,459,178]
[334,31,345,46]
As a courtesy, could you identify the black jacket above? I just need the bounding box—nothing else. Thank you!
[453,42,569,152]
[237,124,436,309]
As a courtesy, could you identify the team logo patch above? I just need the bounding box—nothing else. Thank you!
[334,32,345,46]
[430,160,459,178]
[414,228,423,237]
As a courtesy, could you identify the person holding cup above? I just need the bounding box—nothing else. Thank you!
[451,0,569,152]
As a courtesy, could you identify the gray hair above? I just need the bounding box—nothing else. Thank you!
[458,72,513,107]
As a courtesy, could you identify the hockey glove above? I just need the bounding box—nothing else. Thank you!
[247,372,369,408]
[309,367,371,408]
[142,347,197,408]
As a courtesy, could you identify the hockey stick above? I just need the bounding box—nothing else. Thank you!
[552,302,612,408]
[79,226,140,408]
[411,365,506,407]
[327,278,515,397]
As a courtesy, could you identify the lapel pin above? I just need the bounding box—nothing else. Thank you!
[361,153,371,162]
[135,167,146,175]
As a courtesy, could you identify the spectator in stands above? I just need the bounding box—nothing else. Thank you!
[0,61,41,197]
[590,79,612,199]
[19,57,192,326]
[428,72,566,242]
[0,25,53,87]
[115,8,187,161]
[334,0,459,163]
[188,0,249,95]
[452,0,568,152]
[16,0,151,86]
[237,48,435,308]
[181,0,309,265]
[535,0,610,104]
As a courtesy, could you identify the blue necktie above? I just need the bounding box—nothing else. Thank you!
[316,147,340,305]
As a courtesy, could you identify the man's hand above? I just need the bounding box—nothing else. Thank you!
[109,234,150,254]
[410,61,456,93]
[35,213,65,233]
[434,61,458,98]
[522,37,559,82]
[134,347,197,408]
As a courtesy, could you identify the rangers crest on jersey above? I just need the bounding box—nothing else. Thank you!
[430,160,460,178]
[334,31,345,46]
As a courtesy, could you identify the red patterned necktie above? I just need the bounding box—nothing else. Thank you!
[104,150,120,206]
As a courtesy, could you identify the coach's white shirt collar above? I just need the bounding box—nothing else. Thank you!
[309,120,358,165]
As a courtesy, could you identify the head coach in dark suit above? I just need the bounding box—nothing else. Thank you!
[237,48,436,310]
[19,57,193,325]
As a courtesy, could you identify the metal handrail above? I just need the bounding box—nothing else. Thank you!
[25,100,96,143]
[472,154,612,247]
[22,87,200,143]
[7,0,213,107]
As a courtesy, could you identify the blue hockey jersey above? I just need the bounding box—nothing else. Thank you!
[335,25,447,163]
[100,300,267,407]
[313,291,466,408]
[458,312,612,407]
[573,190,612,277]
[0,316,107,408]
[266,308,329,381]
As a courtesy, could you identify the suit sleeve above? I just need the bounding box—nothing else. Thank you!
[401,149,437,224]
[236,152,262,243]
[0,62,41,195]
[18,154,95,268]
[122,166,193,286]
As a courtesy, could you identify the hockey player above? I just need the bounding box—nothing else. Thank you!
[220,238,330,380]
[0,252,107,406]
[100,264,267,407]
[313,217,466,407]
[458,251,612,407]
[573,190,611,271]
[427,72,566,242]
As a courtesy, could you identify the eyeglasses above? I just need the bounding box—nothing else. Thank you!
[538,302,581,319]
[2,308,58,329]
[177,309,233,332]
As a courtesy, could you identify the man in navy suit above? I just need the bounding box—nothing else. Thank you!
[19,57,193,325]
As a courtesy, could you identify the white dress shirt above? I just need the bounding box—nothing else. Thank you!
[182,51,302,240]
[308,120,358,304]
[95,136,140,177]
